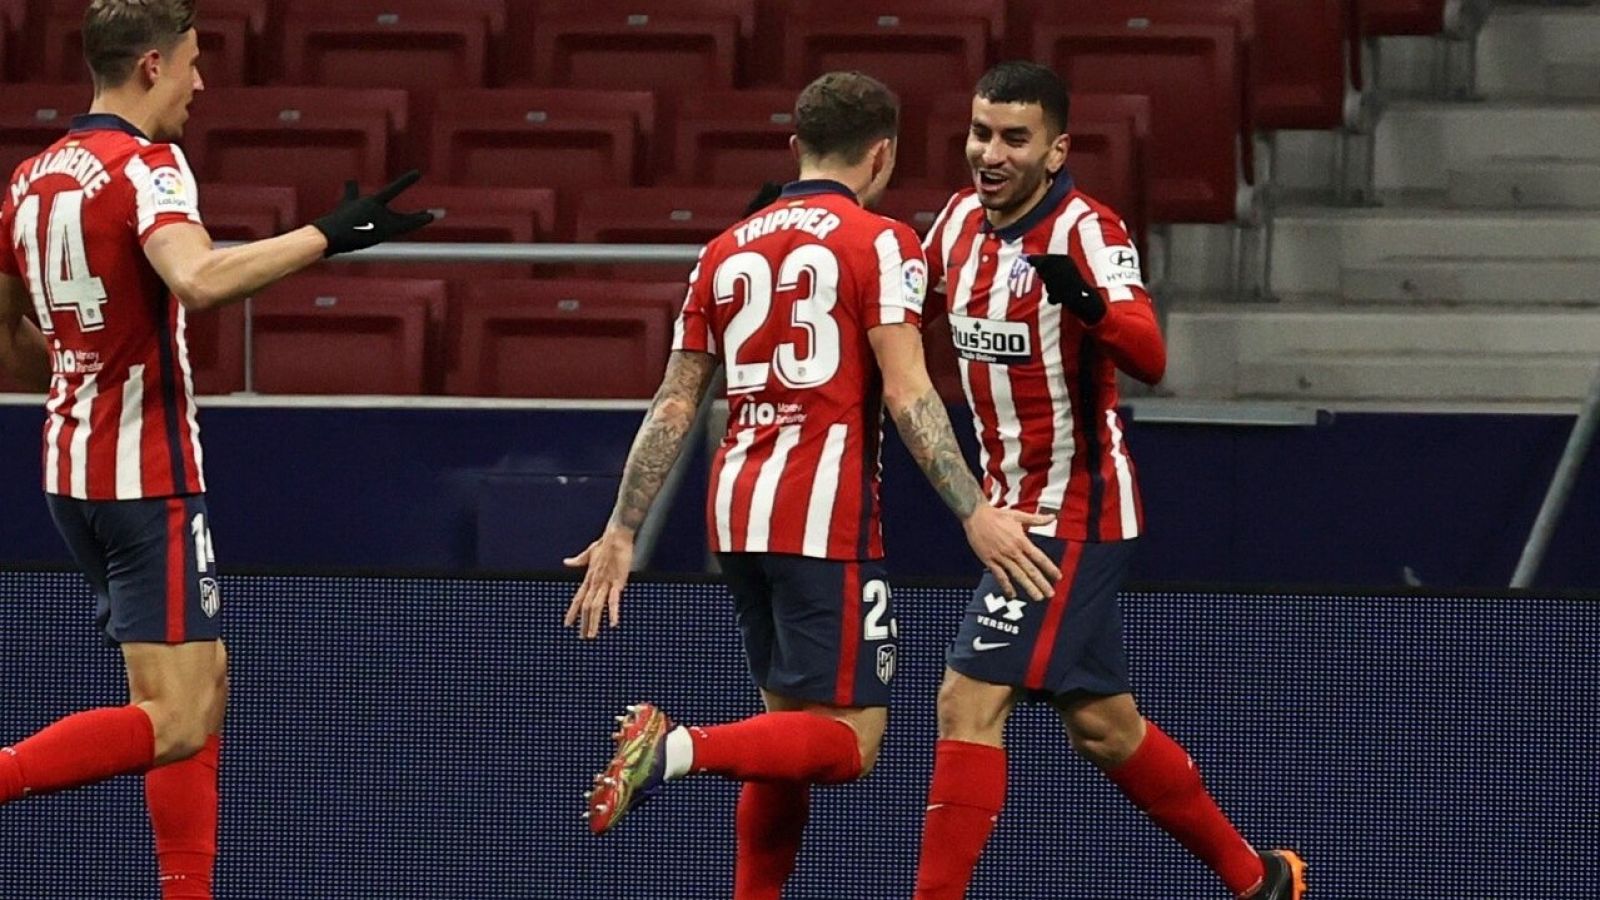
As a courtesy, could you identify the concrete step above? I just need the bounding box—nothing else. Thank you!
[1446,158,1600,208]
[1272,207,1600,295]
[1340,258,1600,304]
[1478,5,1600,99]
[1165,306,1600,401]
[1375,102,1600,192]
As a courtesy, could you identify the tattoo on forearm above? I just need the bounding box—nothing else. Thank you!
[893,388,983,520]
[609,354,717,533]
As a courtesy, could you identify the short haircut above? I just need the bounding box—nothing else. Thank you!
[83,0,197,89]
[975,61,1071,134]
[794,71,900,164]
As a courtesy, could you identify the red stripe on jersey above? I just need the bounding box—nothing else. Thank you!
[729,437,778,553]
[835,562,862,706]
[54,384,79,493]
[1025,540,1085,690]
[165,499,186,643]
[142,366,173,496]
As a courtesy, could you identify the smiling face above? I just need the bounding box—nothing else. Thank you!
[966,95,1070,227]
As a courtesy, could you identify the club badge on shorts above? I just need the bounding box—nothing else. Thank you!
[876,644,897,685]
[199,577,222,618]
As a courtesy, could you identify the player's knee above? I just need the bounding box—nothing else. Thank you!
[145,698,213,762]
[1067,716,1144,768]
[934,678,1007,743]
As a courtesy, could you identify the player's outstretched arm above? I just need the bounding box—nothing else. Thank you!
[143,171,435,312]
[563,350,721,639]
[869,323,1061,600]
[0,274,49,391]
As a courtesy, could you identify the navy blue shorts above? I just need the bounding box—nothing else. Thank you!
[717,553,897,708]
[47,494,223,645]
[946,536,1136,698]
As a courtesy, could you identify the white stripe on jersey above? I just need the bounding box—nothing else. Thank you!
[44,376,67,495]
[986,239,1026,506]
[1076,213,1134,302]
[116,364,145,499]
[1032,199,1090,534]
[1105,409,1140,539]
[67,374,99,498]
[802,423,848,558]
[174,303,205,491]
[169,145,202,226]
[948,231,989,496]
[715,428,756,550]
[124,154,158,235]
[744,424,801,553]
[938,196,983,295]
[873,228,908,325]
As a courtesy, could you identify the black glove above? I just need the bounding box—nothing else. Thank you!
[311,170,435,258]
[1027,253,1106,326]
[742,181,785,217]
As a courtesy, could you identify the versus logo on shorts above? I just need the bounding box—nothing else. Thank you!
[199,577,221,618]
[948,313,1032,366]
[876,644,897,685]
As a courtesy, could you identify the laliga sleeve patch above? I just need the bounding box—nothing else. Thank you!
[1093,244,1144,290]
[900,258,928,312]
[148,167,194,214]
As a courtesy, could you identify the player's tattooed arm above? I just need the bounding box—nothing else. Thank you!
[608,350,721,534]
[890,387,984,520]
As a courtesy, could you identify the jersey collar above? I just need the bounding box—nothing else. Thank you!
[68,113,149,140]
[780,179,859,204]
[982,171,1076,242]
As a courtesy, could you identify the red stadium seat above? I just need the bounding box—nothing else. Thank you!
[185,305,246,396]
[1359,0,1446,35]
[0,85,92,179]
[574,186,750,281]
[875,186,962,237]
[518,0,742,94]
[346,185,557,281]
[781,0,1002,97]
[198,184,299,242]
[430,89,653,189]
[0,0,24,83]
[249,277,441,395]
[1256,0,1352,130]
[278,0,504,90]
[446,279,682,398]
[1028,10,1244,223]
[39,0,266,86]
[182,87,407,214]
[667,89,797,187]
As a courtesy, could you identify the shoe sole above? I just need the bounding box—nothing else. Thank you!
[586,703,670,835]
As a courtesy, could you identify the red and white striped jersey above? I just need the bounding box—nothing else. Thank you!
[923,176,1166,543]
[675,180,928,561]
[0,114,207,500]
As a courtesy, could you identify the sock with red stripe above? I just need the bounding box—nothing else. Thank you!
[914,740,1007,900]
[1105,722,1264,897]
[146,735,221,899]
[679,712,862,783]
[734,780,810,900]
[0,705,156,803]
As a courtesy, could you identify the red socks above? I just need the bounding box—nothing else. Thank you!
[734,781,810,900]
[1106,722,1264,897]
[914,740,1007,900]
[0,705,156,803]
[146,735,221,899]
[688,712,862,784]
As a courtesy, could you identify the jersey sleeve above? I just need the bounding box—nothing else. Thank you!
[672,245,718,355]
[919,193,965,297]
[125,143,203,245]
[1071,210,1167,384]
[861,221,927,330]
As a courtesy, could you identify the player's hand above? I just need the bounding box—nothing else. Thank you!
[562,527,636,639]
[742,181,785,217]
[961,505,1061,601]
[1027,254,1106,326]
[311,170,435,258]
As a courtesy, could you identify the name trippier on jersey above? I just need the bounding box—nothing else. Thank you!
[9,146,112,204]
[734,204,842,247]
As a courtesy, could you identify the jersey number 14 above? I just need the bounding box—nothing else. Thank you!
[12,190,110,333]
